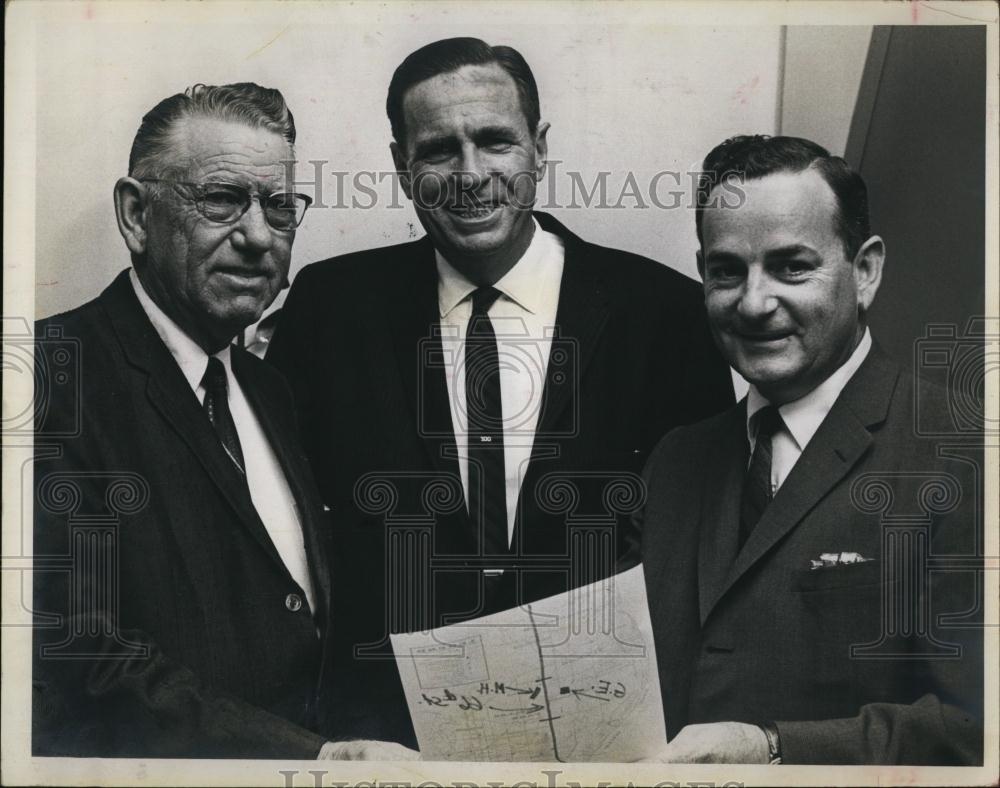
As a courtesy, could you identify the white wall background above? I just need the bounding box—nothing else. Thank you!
[27,2,871,321]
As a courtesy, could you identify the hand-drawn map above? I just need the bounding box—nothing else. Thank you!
[391,565,665,761]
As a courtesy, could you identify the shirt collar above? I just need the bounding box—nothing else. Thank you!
[129,268,233,393]
[436,217,557,317]
[746,328,873,450]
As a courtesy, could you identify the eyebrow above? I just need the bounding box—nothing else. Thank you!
[704,244,820,265]
[411,125,520,157]
[765,244,818,259]
[471,125,519,142]
[411,134,456,155]
[703,250,745,265]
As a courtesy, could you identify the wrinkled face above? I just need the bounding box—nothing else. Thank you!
[139,116,294,349]
[392,63,547,277]
[699,169,872,404]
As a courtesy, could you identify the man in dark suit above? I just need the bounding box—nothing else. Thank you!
[638,135,983,764]
[32,83,415,760]
[267,38,734,746]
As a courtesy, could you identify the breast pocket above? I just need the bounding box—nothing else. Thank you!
[791,560,886,592]
[790,561,895,650]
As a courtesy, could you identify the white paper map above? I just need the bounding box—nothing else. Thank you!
[390,565,665,761]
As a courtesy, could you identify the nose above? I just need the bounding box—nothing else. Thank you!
[454,144,490,191]
[736,266,778,321]
[231,198,275,253]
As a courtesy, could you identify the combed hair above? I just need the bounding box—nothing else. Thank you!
[696,135,872,260]
[386,37,540,146]
[128,83,296,178]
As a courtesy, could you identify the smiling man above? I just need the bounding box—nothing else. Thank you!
[32,83,415,760]
[267,38,734,746]
[637,135,983,764]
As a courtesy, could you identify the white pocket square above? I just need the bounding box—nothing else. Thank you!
[809,551,872,570]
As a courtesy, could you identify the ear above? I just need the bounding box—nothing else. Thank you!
[852,235,885,312]
[696,249,706,283]
[390,141,412,201]
[114,177,149,256]
[533,121,550,180]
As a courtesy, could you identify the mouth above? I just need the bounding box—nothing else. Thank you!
[446,202,503,222]
[214,268,271,287]
[734,329,793,346]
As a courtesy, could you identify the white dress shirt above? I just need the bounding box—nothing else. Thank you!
[746,328,873,495]
[130,269,317,614]
[436,218,565,545]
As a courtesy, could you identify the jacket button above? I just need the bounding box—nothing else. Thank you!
[285,593,303,612]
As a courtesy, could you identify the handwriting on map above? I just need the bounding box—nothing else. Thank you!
[391,565,665,762]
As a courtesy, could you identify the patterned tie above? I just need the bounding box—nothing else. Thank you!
[201,356,246,477]
[739,404,784,549]
[465,287,508,558]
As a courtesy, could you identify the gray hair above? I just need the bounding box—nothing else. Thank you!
[128,82,296,179]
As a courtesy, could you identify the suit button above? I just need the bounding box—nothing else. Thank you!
[285,593,303,612]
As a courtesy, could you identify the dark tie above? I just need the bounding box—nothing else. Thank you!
[466,287,508,558]
[739,404,783,549]
[201,356,246,477]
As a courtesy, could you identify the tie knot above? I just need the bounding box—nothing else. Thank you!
[754,404,784,440]
[201,356,228,394]
[471,287,502,315]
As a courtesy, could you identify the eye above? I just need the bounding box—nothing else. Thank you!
[416,144,455,164]
[483,140,514,153]
[777,260,813,278]
[200,186,246,209]
[706,261,745,282]
[264,194,304,229]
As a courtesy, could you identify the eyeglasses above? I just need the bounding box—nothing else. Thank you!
[139,179,312,231]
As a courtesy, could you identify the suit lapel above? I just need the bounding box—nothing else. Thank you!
[697,405,747,624]
[233,349,333,623]
[103,272,285,571]
[533,213,612,438]
[387,238,463,480]
[704,345,900,620]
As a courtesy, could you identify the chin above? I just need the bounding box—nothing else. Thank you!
[440,232,508,259]
[741,364,797,393]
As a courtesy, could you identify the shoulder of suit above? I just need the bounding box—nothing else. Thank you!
[294,238,430,284]
[569,237,704,303]
[649,402,740,462]
[36,290,106,334]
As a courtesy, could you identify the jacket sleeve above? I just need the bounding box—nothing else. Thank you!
[775,693,982,765]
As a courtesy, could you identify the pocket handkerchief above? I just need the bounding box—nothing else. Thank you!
[809,551,872,570]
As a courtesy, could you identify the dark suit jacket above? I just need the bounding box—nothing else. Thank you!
[33,270,334,758]
[638,343,983,764]
[267,211,734,744]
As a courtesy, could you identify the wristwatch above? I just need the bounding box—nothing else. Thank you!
[760,721,782,764]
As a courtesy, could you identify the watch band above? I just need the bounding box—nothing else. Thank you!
[760,721,782,764]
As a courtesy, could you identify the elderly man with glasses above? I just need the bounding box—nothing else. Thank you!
[32,83,417,760]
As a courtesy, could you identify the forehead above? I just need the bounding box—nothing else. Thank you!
[164,116,293,185]
[702,168,841,254]
[401,63,526,139]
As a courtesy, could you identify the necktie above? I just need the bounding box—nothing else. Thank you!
[201,356,246,477]
[466,287,508,558]
[739,404,783,549]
